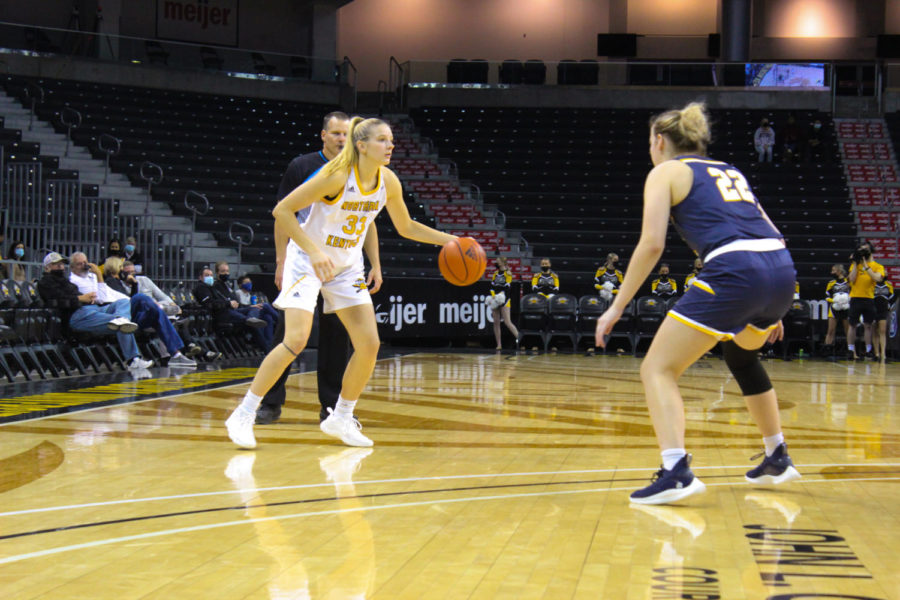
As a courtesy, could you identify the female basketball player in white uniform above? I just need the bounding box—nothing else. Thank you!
[227,117,457,448]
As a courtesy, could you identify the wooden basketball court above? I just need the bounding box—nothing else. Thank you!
[2,352,898,599]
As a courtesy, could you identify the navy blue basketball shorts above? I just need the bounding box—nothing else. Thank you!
[669,248,796,341]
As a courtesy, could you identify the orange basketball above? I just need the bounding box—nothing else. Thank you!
[439,237,487,286]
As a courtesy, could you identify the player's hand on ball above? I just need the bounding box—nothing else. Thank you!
[595,306,623,349]
[767,320,784,344]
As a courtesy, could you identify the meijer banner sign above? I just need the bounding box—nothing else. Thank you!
[156,0,238,46]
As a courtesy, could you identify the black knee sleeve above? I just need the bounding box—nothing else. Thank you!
[722,341,773,396]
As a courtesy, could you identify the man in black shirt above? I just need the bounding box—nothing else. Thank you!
[256,111,382,425]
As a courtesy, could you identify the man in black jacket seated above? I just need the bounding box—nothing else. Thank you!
[193,266,270,350]
[36,252,153,370]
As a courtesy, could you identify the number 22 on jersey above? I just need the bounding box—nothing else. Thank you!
[707,167,754,203]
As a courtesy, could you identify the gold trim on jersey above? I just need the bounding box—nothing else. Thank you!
[354,166,382,197]
[690,278,716,295]
[284,274,307,293]
[668,311,734,341]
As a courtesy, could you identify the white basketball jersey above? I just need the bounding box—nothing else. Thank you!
[288,166,388,272]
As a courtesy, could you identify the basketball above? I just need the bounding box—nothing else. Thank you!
[439,237,487,286]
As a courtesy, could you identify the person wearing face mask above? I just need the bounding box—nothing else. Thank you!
[650,263,677,299]
[822,264,851,357]
[486,257,519,350]
[121,236,145,275]
[848,242,884,360]
[193,265,270,351]
[106,238,123,261]
[36,252,153,370]
[754,118,775,163]
[6,240,27,282]
[594,253,623,301]
[684,257,703,291]
[236,273,280,325]
[805,118,825,163]
[531,258,559,298]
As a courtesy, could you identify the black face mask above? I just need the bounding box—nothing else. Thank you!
[50,269,65,278]
[541,266,550,273]
[218,274,229,282]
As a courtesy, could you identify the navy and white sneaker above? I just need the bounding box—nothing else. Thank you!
[630,454,707,505]
[745,443,802,485]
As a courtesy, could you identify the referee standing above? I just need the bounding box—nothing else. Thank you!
[256,111,382,424]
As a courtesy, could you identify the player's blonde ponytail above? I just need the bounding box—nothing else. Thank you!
[323,117,388,177]
[650,102,711,155]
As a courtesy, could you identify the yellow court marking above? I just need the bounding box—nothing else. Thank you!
[0,368,258,420]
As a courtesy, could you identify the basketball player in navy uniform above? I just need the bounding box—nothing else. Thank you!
[255,112,381,426]
[596,102,801,505]
[226,117,456,449]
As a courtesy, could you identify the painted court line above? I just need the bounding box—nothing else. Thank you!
[1,475,897,566]
[1,462,897,518]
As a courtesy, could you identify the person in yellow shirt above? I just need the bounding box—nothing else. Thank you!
[848,242,885,360]
[531,257,559,298]
[684,257,703,291]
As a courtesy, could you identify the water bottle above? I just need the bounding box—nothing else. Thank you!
[251,295,258,305]
[798,348,804,359]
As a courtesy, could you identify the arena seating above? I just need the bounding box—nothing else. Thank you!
[410,106,852,297]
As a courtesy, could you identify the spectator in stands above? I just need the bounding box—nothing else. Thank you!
[781,114,803,164]
[487,257,519,350]
[70,252,197,367]
[122,236,145,274]
[805,118,825,162]
[5,240,28,282]
[113,258,220,362]
[193,266,270,350]
[37,252,153,371]
[684,257,703,290]
[754,118,775,163]
[650,263,677,299]
[848,242,884,360]
[531,258,559,298]
[104,257,181,316]
[873,278,894,363]
[106,237,123,261]
[822,264,851,356]
[236,272,280,327]
[594,253,623,302]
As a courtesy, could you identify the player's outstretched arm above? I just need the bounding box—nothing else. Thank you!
[383,169,456,246]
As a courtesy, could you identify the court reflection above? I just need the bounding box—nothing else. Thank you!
[745,491,802,525]
[630,504,708,598]
[224,449,376,599]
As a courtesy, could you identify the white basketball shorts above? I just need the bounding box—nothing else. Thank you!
[273,248,371,314]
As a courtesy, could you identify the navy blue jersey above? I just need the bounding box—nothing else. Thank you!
[669,156,782,259]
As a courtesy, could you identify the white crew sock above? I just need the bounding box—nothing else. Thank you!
[866,344,872,353]
[239,391,263,412]
[335,396,357,419]
[763,432,785,456]
[661,448,687,471]
[848,344,855,352]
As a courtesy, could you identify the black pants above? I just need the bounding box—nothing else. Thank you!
[259,300,351,420]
